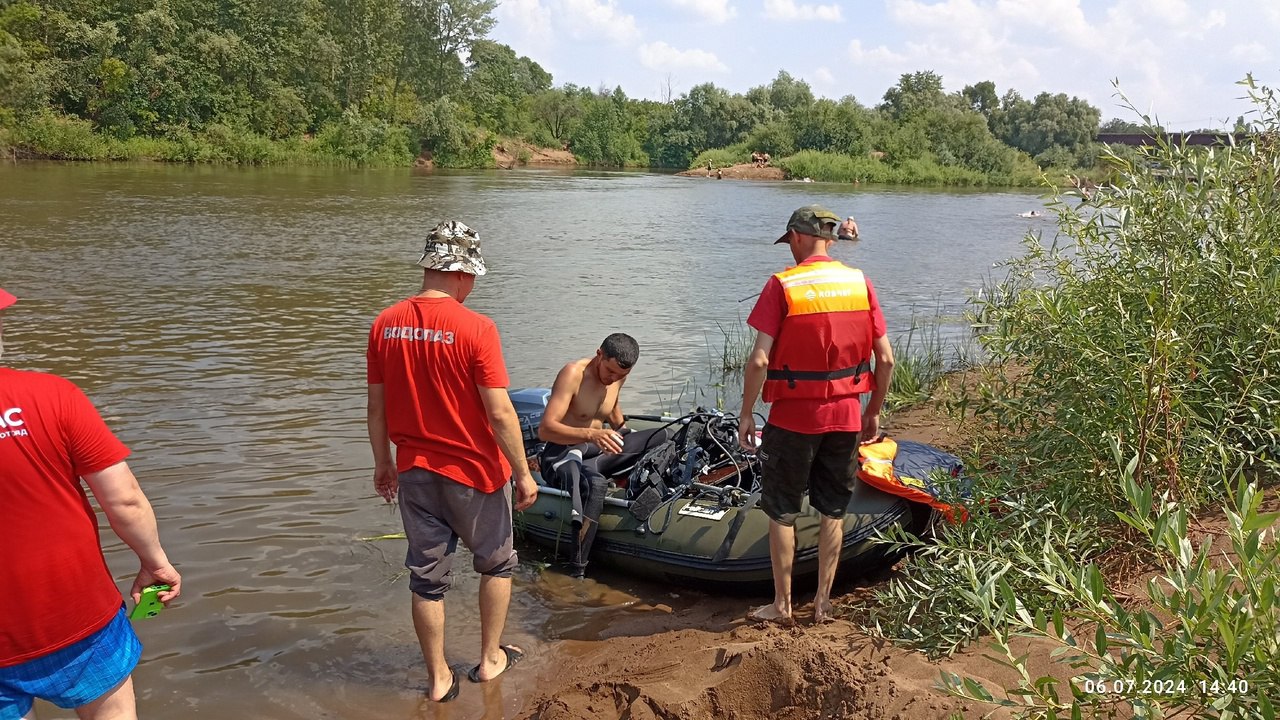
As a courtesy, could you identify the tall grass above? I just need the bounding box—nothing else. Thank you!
[706,315,754,375]
[689,142,752,170]
[885,311,947,413]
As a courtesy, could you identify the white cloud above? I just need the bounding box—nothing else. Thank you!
[495,0,554,48]
[557,0,641,45]
[639,41,729,73]
[1229,41,1270,63]
[763,0,842,22]
[862,0,1279,129]
[846,39,907,66]
[665,0,737,24]
[813,66,835,86]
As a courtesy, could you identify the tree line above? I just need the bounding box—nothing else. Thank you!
[1,0,1108,182]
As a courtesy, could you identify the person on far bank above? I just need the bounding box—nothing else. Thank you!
[366,222,538,703]
[0,287,182,720]
[737,206,894,626]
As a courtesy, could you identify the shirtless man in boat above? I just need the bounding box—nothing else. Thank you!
[538,333,668,577]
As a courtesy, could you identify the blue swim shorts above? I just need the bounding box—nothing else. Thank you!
[0,607,141,719]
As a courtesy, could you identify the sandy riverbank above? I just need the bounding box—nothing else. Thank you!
[676,163,787,180]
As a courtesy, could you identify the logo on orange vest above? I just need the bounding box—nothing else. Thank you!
[804,289,817,302]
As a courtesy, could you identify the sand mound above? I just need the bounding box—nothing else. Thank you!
[494,142,577,168]
[517,618,998,720]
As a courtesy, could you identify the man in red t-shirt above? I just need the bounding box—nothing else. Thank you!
[366,221,537,703]
[0,287,182,720]
[736,206,895,627]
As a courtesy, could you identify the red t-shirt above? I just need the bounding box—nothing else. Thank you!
[0,368,131,666]
[367,296,512,493]
[747,256,887,433]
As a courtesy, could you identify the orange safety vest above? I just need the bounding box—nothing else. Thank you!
[857,436,968,523]
[762,261,875,403]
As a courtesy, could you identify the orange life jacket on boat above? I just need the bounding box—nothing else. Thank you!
[762,261,875,403]
[857,435,968,523]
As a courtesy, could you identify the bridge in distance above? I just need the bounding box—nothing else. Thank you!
[1097,132,1253,146]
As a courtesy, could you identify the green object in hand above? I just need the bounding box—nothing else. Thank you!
[128,584,170,620]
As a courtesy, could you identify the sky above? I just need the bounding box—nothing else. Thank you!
[490,0,1280,130]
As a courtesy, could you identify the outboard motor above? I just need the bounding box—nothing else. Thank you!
[508,387,552,457]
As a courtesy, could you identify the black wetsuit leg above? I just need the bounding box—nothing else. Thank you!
[539,428,672,578]
[540,442,607,577]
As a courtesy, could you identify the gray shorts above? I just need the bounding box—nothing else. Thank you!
[397,467,518,600]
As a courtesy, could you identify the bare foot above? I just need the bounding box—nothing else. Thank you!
[746,603,795,627]
[813,600,835,624]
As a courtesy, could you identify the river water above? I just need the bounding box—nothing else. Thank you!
[0,163,1051,719]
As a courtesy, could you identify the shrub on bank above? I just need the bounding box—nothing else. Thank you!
[777,150,883,182]
[776,150,999,185]
[689,142,751,170]
[199,124,288,164]
[312,113,415,166]
[9,112,431,166]
[940,471,1280,719]
[862,78,1280,717]
[16,112,106,159]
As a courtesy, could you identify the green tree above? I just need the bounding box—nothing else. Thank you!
[880,70,948,122]
[759,69,814,114]
[653,82,762,166]
[960,80,998,121]
[788,96,872,156]
[925,105,1016,174]
[997,90,1100,165]
[571,86,643,166]
[413,95,491,166]
[0,3,53,121]
[424,0,496,99]
[530,86,582,144]
[462,39,549,134]
[321,0,400,109]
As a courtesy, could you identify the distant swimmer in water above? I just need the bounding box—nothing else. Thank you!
[837,216,859,241]
[1018,210,1042,218]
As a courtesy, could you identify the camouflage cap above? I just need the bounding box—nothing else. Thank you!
[416,221,487,276]
[774,205,841,244]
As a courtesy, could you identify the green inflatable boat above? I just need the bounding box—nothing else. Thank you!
[508,388,957,587]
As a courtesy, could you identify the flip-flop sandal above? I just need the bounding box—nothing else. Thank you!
[428,669,460,702]
[467,645,524,683]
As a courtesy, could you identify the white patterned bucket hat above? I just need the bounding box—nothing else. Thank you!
[416,221,487,276]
